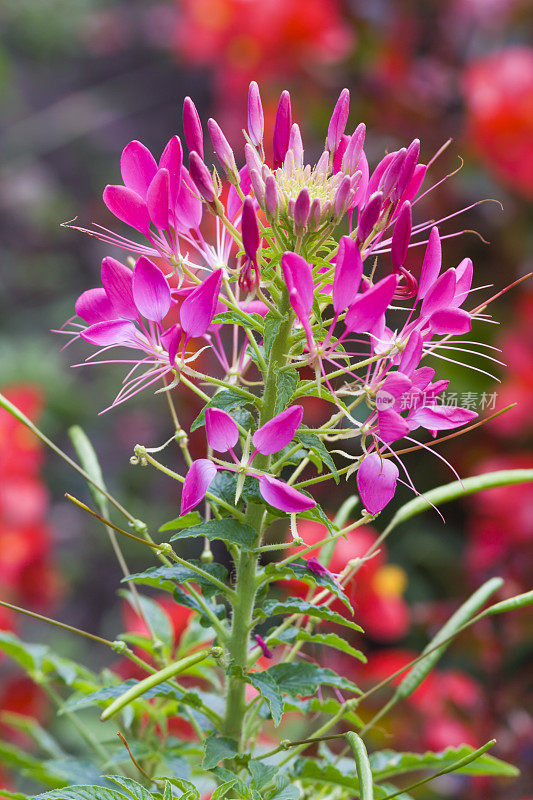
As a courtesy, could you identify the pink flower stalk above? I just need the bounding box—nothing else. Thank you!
[180,406,314,515]
[253,634,273,659]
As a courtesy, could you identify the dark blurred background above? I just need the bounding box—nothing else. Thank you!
[0,1,532,797]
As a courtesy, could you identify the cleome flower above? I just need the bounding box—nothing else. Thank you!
[63,79,509,516]
[180,405,315,515]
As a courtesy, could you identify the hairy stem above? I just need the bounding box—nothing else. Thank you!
[222,293,293,745]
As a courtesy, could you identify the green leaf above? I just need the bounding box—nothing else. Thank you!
[0,740,66,789]
[190,390,258,433]
[68,426,108,516]
[370,745,519,780]
[202,735,239,769]
[212,311,265,332]
[61,679,183,713]
[264,561,352,611]
[294,759,360,795]
[159,512,202,532]
[271,627,366,662]
[263,316,281,358]
[296,431,339,484]
[170,519,256,550]
[0,712,65,758]
[274,370,299,414]
[32,789,132,800]
[385,469,533,534]
[119,591,174,651]
[257,598,363,632]
[248,761,278,791]
[345,733,373,800]
[1,792,28,799]
[105,776,155,800]
[0,631,48,673]
[263,662,360,697]
[211,779,238,800]
[243,669,284,726]
[124,562,228,598]
[164,778,199,800]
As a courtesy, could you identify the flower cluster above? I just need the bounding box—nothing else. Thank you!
[65,82,495,516]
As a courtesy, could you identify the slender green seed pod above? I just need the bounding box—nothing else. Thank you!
[101,648,213,720]
[345,732,373,800]
[392,577,503,702]
[482,589,533,617]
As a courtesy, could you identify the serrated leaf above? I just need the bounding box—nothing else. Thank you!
[271,627,366,661]
[170,519,256,550]
[124,562,228,599]
[159,512,202,532]
[296,431,339,484]
[248,761,278,791]
[262,662,360,697]
[257,598,362,632]
[243,669,284,726]
[274,370,299,414]
[263,316,281,358]
[105,776,155,800]
[61,679,183,713]
[212,311,265,332]
[265,561,352,611]
[211,779,238,800]
[298,504,336,533]
[370,745,519,780]
[32,789,131,800]
[202,735,239,770]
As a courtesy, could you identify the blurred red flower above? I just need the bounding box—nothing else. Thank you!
[463,47,533,197]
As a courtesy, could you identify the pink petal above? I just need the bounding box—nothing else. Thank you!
[120,140,158,199]
[420,268,456,317]
[281,252,314,314]
[399,331,423,375]
[160,324,182,367]
[205,408,239,452]
[180,459,217,515]
[408,404,477,432]
[103,185,151,234]
[377,408,410,444]
[429,307,471,335]
[253,405,304,455]
[332,236,363,315]
[159,135,183,208]
[273,90,292,168]
[146,168,170,231]
[175,167,203,232]
[259,474,315,513]
[452,257,473,307]
[183,96,204,159]
[391,201,412,272]
[75,288,116,324]
[247,81,264,147]
[180,269,223,339]
[132,257,171,323]
[357,453,399,514]
[81,319,138,347]
[344,274,398,334]
[417,227,442,300]
[101,257,137,319]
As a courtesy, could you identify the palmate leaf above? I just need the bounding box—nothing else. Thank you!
[105,776,156,800]
[271,626,366,661]
[169,519,257,551]
[274,369,299,414]
[123,562,228,599]
[264,561,352,611]
[264,662,360,697]
[256,598,363,632]
[242,669,284,726]
[190,389,258,433]
[370,745,519,780]
[296,430,339,484]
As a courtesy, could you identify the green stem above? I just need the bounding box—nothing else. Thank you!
[222,291,293,746]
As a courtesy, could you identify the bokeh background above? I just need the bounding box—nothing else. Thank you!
[0,0,532,797]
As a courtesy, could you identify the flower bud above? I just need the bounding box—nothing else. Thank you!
[208,118,238,180]
[273,90,292,168]
[247,80,264,147]
[182,96,203,158]
[241,196,260,263]
[189,152,217,203]
[380,148,406,197]
[288,123,304,167]
[357,191,383,244]
[342,123,366,174]
[327,88,350,154]
[249,168,265,206]
[264,175,279,220]
[293,188,311,234]
[391,200,412,272]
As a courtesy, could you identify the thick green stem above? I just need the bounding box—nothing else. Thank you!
[222,293,293,745]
